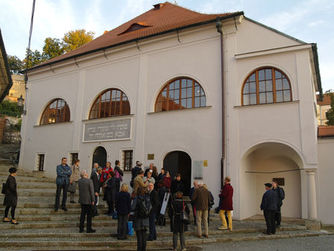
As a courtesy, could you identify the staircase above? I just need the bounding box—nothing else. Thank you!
[0,159,328,250]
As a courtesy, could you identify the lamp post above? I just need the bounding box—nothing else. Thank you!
[17,95,24,116]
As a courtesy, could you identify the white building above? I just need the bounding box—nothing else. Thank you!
[20,2,333,224]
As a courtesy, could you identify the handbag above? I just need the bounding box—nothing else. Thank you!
[68,183,76,193]
[182,201,190,225]
[1,182,7,194]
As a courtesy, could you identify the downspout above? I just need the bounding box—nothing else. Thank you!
[216,18,225,189]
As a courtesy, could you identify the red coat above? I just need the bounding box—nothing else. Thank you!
[219,183,233,210]
[163,176,171,189]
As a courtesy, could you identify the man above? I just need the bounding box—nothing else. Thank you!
[260,183,278,235]
[78,170,96,233]
[218,176,234,231]
[131,161,142,187]
[54,157,72,212]
[133,170,148,195]
[144,163,154,177]
[90,164,100,216]
[148,182,159,241]
[192,181,210,238]
[190,180,199,225]
[272,179,285,227]
[114,160,124,192]
[171,173,184,195]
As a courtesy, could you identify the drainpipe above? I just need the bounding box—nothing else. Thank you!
[216,18,225,189]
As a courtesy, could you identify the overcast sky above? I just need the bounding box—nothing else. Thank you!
[0,0,333,91]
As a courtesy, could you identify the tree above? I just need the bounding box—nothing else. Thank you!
[0,100,23,117]
[24,49,47,69]
[42,37,65,59]
[326,93,334,125]
[7,55,24,74]
[62,29,94,52]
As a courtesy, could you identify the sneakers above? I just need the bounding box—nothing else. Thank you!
[218,226,228,230]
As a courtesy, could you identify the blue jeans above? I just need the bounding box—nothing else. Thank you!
[148,211,157,240]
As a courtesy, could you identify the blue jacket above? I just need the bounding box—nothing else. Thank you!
[260,189,278,211]
[56,164,72,185]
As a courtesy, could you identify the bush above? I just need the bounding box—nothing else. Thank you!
[0,100,23,117]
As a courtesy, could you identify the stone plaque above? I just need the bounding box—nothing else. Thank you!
[83,119,131,142]
[147,154,154,160]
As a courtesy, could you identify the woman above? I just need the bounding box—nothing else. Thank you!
[3,167,18,224]
[143,170,155,185]
[171,173,184,195]
[131,186,151,251]
[171,191,189,251]
[114,160,124,192]
[152,166,158,181]
[163,171,171,191]
[218,176,233,231]
[116,183,131,240]
[69,159,80,203]
[105,171,117,216]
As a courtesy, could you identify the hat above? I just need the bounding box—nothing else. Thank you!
[137,161,142,166]
[264,183,272,188]
[9,167,17,174]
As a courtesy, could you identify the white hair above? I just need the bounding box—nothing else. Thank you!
[80,170,87,178]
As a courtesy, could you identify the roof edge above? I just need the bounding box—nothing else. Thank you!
[244,17,307,45]
[311,43,323,100]
[0,29,13,103]
[28,11,244,72]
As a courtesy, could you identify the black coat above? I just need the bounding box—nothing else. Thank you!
[149,189,160,214]
[273,187,285,207]
[90,172,99,193]
[261,189,278,211]
[3,175,17,207]
[171,180,184,194]
[171,198,189,233]
[116,191,131,215]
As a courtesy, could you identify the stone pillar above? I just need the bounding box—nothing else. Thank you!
[306,170,318,220]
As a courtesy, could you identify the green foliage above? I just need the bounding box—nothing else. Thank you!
[62,29,94,52]
[326,93,334,125]
[0,100,23,118]
[43,37,65,59]
[24,48,48,69]
[7,55,24,74]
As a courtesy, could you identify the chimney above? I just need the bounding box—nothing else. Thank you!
[153,3,164,10]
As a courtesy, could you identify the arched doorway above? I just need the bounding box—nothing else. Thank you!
[240,142,302,219]
[163,151,191,195]
[92,146,107,168]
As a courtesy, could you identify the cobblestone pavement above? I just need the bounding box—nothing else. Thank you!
[199,234,334,251]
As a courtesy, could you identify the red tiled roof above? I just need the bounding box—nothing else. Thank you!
[32,2,243,70]
[318,126,334,137]
[317,93,333,106]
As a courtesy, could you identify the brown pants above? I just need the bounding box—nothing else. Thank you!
[196,210,208,236]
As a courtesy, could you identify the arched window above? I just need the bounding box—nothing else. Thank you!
[155,77,206,112]
[40,98,70,125]
[242,67,292,105]
[89,88,130,119]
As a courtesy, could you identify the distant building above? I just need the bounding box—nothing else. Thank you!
[317,93,333,125]
[5,74,25,104]
[0,30,13,102]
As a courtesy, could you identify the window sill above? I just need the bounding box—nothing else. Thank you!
[147,106,212,115]
[234,100,299,109]
[34,121,73,127]
[82,114,134,122]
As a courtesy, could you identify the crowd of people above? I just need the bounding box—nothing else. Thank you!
[1,157,285,251]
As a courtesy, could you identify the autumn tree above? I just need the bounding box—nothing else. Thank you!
[7,55,24,74]
[43,37,65,59]
[62,29,94,52]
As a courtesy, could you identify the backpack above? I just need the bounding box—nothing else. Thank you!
[136,196,151,218]
[115,169,122,182]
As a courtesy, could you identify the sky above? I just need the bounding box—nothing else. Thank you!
[0,0,333,91]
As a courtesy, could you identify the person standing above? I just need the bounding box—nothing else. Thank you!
[116,183,131,240]
[105,171,117,216]
[54,157,72,212]
[100,162,113,186]
[91,165,100,216]
[144,163,154,177]
[69,159,80,203]
[143,170,155,185]
[148,183,159,241]
[114,160,124,192]
[192,182,210,238]
[218,177,234,231]
[78,170,96,233]
[190,180,199,225]
[133,170,148,196]
[260,183,278,235]
[171,173,184,195]
[131,161,143,188]
[272,179,285,227]
[132,186,151,251]
[3,167,18,224]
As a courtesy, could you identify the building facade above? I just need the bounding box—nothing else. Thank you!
[19,3,327,223]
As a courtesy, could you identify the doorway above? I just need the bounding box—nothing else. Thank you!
[163,151,191,195]
[92,146,107,168]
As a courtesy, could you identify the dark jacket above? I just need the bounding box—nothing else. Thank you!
[171,179,184,194]
[3,175,17,207]
[116,191,131,216]
[131,166,141,180]
[171,197,190,233]
[56,164,72,185]
[149,189,160,214]
[105,177,117,201]
[261,189,279,211]
[192,186,210,211]
[273,186,285,207]
[219,183,233,210]
[90,171,100,194]
[131,194,151,231]
[78,178,95,205]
